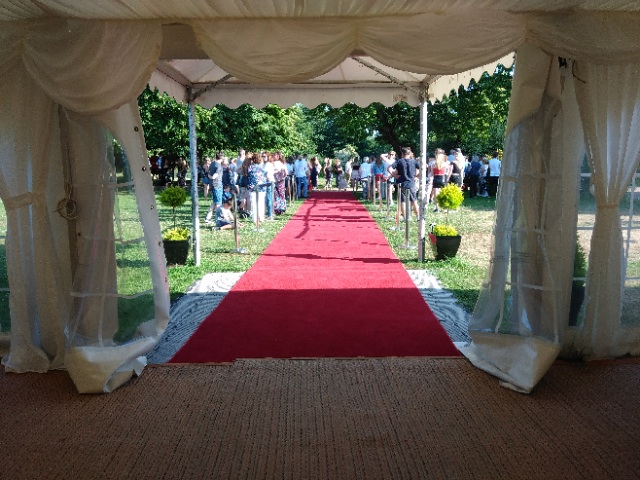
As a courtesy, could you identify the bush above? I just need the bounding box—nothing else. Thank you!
[433,224,458,236]
[574,242,587,286]
[159,186,188,229]
[436,184,464,211]
[163,227,190,241]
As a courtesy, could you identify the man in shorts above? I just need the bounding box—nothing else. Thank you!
[388,147,420,220]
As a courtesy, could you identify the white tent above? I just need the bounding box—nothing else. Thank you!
[1,1,639,393]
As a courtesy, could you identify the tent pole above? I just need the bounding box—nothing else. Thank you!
[418,88,428,262]
[187,88,201,266]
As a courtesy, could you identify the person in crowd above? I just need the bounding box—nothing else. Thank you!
[332,159,342,189]
[285,155,295,200]
[236,148,246,172]
[372,154,386,204]
[263,151,275,220]
[323,157,333,190]
[431,148,449,212]
[200,157,211,198]
[205,152,223,224]
[221,157,233,190]
[350,160,361,192]
[449,148,465,187]
[344,158,353,186]
[273,152,287,215]
[163,151,179,183]
[215,196,241,230]
[381,150,396,202]
[336,166,348,191]
[229,156,238,191]
[293,153,310,198]
[176,157,188,187]
[150,154,160,181]
[424,155,436,207]
[359,156,372,199]
[487,151,501,197]
[388,147,420,220]
[467,154,483,198]
[238,156,251,214]
[310,156,320,191]
[478,156,489,197]
[247,152,267,223]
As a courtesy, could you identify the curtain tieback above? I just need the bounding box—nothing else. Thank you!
[3,191,40,211]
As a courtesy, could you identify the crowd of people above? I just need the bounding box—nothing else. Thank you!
[152,146,502,230]
[199,149,290,228]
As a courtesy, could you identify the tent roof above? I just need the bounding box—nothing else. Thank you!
[152,25,515,108]
[3,1,632,109]
[2,0,640,21]
[3,2,639,111]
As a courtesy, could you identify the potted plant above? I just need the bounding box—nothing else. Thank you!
[428,183,464,260]
[158,185,190,265]
[568,241,587,326]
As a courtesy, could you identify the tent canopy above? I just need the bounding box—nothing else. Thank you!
[1,1,640,394]
[152,25,515,108]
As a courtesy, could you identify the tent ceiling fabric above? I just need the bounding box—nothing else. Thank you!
[2,0,640,20]
[151,54,515,108]
[149,20,517,109]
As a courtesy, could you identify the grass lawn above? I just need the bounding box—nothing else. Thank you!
[360,193,496,313]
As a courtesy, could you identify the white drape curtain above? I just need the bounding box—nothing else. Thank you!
[0,20,168,392]
[460,44,585,392]
[571,61,640,358]
[463,44,640,392]
[0,66,69,373]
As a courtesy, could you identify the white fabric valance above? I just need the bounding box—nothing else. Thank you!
[0,20,161,114]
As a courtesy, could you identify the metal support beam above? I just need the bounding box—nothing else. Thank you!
[191,74,233,102]
[352,57,422,98]
[418,87,429,262]
[187,89,201,266]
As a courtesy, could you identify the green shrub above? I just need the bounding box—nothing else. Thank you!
[433,224,458,236]
[574,241,587,286]
[436,184,464,211]
[158,186,187,229]
[163,227,190,241]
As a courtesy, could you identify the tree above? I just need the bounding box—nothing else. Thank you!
[138,87,316,158]
[427,64,513,155]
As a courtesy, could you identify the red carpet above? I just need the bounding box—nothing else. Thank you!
[170,191,460,363]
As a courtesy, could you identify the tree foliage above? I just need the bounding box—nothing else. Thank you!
[138,87,316,158]
[428,64,513,155]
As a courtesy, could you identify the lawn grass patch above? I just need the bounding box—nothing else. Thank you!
[360,193,496,312]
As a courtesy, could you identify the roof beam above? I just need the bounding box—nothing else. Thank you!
[191,74,233,101]
[352,57,423,98]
